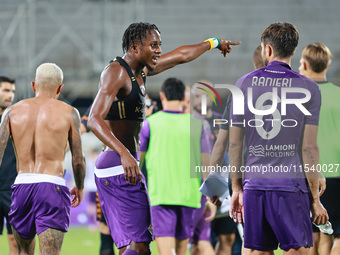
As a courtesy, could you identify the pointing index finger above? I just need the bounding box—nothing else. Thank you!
[228,41,241,46]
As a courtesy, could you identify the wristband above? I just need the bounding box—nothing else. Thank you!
[204,37,221,50]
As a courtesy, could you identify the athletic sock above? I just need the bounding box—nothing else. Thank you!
[122,249,139,255]
[100,233,114,255]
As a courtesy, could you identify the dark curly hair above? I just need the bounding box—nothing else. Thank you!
[122,22,160,53]
[261,22,299,59]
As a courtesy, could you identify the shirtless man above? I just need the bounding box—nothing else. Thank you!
[0,63,86,255]
[88,22,240,255]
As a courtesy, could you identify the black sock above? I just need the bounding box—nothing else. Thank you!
[100,233,114,255]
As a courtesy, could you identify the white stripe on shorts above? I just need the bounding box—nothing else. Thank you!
[14,173,66,186]
[94,165,125,178]
[94,163,139,178]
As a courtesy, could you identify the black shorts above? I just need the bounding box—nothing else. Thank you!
[211,216,238,236]
[320,178,340,235]
[0,191,13,235]
[312,223,320,233]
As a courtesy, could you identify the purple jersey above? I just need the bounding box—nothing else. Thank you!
[230,61,321,192]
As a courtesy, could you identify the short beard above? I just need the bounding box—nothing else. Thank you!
[0,106,6,113]
[145,64,155,72]
[0,103,7,109]
[263,57,269,66]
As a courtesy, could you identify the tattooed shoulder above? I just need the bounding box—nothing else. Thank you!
[71,107,81,130]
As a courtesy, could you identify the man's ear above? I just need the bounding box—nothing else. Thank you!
[56,84,64,95]
[303,61,308,71]
[300,58,308,71]
[131,44,138,53]
[326,59,332,70]
[182,93,186,102]
[31,82,36,92]
[159,91,165,101]
[266,44,273,57]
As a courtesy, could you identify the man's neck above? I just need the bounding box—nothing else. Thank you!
[0,107,5,116]
[270,57,291,66]
[162,101,183,111]
[123,53,145,77]
[35,90,56,99]
[306,72,327,83]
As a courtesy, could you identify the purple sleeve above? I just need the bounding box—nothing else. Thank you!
[201,119,213,153]
[305,81,321,125]
[140,119,150,152]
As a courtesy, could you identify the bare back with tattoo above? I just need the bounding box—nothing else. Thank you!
[6,97,81,178]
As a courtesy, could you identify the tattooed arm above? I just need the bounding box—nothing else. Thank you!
[68,108,86,207]
[0,107,11,165]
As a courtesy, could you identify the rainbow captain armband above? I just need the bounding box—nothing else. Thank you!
[204,37,221,50]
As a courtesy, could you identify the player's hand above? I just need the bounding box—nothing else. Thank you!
[70,187,83,207]
[208,196,222,208]
[218,39,241,57]
[121,151,142,185]
[311,201,329,225]
[229,190,244,223]
[204,200,217,222]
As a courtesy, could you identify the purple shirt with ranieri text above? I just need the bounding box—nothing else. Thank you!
[230,61,321,192]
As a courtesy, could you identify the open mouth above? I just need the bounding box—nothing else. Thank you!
[152,56,160,65]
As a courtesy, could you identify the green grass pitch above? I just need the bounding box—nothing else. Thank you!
[0,226,284,254]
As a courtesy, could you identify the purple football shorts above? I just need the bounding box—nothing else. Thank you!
[9,174,71,239]
[243,189,313,251]
[95,150,153,249]
[151,205,196,239]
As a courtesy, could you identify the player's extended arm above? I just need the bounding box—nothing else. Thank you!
[208,129,229,207]
[88,65,141,185]
[201,152,210,180]
[302,124,328,225]
[229,126,244,223]
[148,39,241,76]
[210,129,229,167]
[0,107,11,165]
[202,152,217,222]
[318,173,326,196]
[69,108,86,207]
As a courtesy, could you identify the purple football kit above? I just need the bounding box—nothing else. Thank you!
[8,174,71,239]
[231,61,321,250]
[140,111,213,240]
[94,150,153,249]
[151,205,196,239]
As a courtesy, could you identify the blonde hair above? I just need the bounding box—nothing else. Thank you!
[302,43,332,73]
[35,63,63,88]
